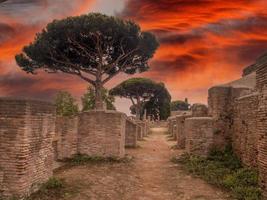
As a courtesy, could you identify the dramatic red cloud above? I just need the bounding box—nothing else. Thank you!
[120,0,267,103]
[1,0,267,108]
[0,0,95,98]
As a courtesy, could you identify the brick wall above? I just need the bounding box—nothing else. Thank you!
[232,93,259,167]
[0,98,55,198]
[125,119,137,148]
[256,54,267,91]
[208,86,251,148]
[256,54,267,198]
[191,104,208,117]
[176,115,192,149]
[136,120,147,140]
[167,116,177,139]
[185,117,214,157]
[54,116,78,160]
[78,110,126,158]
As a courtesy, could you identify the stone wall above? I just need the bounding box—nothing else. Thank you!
[256,54,267,91]
[255,55,267,198]
[125,118,137,148]
[168,116,177,139]
[176,114,192,149]
[136,120,147,140]
[208,86,251,148]
[257,87,267,197]
[78,110,126,158]
[54,116,79,160]
[232,93,259,167]
[185,117,214,157]
[191,104,208,117]
[0,98,56,198]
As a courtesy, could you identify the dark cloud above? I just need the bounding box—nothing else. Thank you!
[120,0,215,19]
[158,33,204,45]
[0,23,15,43]
[152,54,199,74]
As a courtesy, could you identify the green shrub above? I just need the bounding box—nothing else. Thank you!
[43,177,64,189]
[172,146,262,200]
[223,169,261,200]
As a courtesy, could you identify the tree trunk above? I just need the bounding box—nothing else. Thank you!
[136,107,141,120]
[136,97,142,120]
[95,82,105,110]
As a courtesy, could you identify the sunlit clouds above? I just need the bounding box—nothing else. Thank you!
[1,0,267,111]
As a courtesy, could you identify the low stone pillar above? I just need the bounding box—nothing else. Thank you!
[78,110,126,158]
[125,119,138,148]
[167,116,177,139]
[0,98,56,199]
[54,116,79,160]
[136,121,146,140]
[185,117,214,157]
[137,124,143,140]
[176,114,192,149]
[191,103,208,117]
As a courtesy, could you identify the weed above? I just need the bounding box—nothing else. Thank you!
[172,146,262,200]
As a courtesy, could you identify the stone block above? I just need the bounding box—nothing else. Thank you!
[0,98,56,199]
[78,110,126,158]
[185,117,214,157]
[54,116,79,160]
[125,118,138,148]
[191,103,208,117]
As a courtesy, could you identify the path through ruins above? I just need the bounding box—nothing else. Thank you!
[54,127,230,200]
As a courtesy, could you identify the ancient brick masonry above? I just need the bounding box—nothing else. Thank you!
[136,120,147,140]
[208,86,251,148]
[0,98,56,198]
[185,117,214,157]
[168,116,177,140]
[258,87,267,198]
[176,114,192,149]
[78,110,126,158]
[255,54,267,198]
[54,116,79,160]
[232,93,259,167]
[125,118,138,148]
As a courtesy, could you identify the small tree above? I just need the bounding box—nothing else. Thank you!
[171,99,190,111]
[110,78,168,119]
[15,13,159,110]
[140,83,171,120]
[81,86,116,111]
[55,91,79,116]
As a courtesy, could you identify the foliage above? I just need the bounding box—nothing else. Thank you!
[172,146,262,200]
[143,83,171,120]
[81,86,116,111]
[15,13,159,109]
[54,91,79,116]
[25,178,67,200]
[170,99,190,111]
[110,78,171,119]
[43,177,64,190]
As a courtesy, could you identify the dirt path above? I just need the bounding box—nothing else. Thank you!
[55,128,230,200]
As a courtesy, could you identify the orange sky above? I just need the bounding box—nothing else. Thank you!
[1,0,267,112]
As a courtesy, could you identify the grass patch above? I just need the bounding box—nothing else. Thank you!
[170,144,179,150]
[65,154,132,165]
[172,146,262,200]
[24,177,77,200]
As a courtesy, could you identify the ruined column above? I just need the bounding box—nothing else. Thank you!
[0,98,56,199]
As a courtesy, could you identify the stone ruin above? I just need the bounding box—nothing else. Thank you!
[168,53,267,198]
[0,100,148,199]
